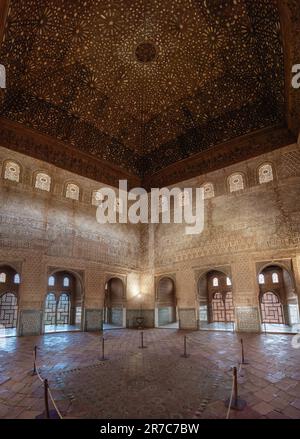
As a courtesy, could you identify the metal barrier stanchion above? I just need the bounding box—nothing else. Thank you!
[32,347,63,419]
[36,378,60,419]
[139,331,147,349]
[225,367,247,414]
[44,379,50,419]
[32,346,37,376]
[240,338,249,365]
[181,335,190,358]
[100,336,109,361]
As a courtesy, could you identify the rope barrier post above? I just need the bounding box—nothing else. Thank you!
[100,336,109,361]
[181,335,190,358]
[32,346,37,376]
[139,331,147,349]
[44,379,50,419]
[36,378,60,419]
[225,367,247,412]
[240,338,249,365]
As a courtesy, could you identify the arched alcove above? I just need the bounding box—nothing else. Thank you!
[103,277,126,329]
[197,270,235,332]
[0,265,20,337]
[155,277,178,328]
[258,264,300,333]
[44,270,83,333]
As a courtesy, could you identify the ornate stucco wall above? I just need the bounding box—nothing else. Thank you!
[1,140,300,334]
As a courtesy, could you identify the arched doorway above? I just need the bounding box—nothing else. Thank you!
[44,271,83,333]
[258,265,300,333]
[0,265,20,337]
[198,270,235,331]
[103,278,126,329]
[155,277,178,328]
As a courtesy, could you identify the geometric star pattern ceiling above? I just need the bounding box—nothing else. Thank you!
[0,0,285,178]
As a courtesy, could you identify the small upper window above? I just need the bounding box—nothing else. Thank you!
[258,274,265,285]
[48,276,55,287]
[226,277,232,286]
[259,164,273,184]
[272,272,279,284]
[202,183,214,200]
[66,183,80,201]
[229,173,244,193]
[63,277,70,287]
[35,172,51,192]
[212,277,219,287]
[4,161,20,182]
[0,272,6,283]
[14,274,20,284]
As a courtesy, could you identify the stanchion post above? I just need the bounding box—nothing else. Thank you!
[36,378,60,419]
[240,338,249,365]
[100,336,109,361]
[44,379,50,419]
[32,346,37,376]
[225,366,247,411]
[181,335,190,358]
[139,331,147,349]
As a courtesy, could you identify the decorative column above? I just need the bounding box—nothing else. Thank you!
[231,256,261,333]
[176,268,197,330]
[84,267,104,332]
[18,255,44,336]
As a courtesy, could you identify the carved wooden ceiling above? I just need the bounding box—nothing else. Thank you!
[0,0,299,188]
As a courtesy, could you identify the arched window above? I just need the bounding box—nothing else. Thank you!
[0,273,6,283]
[229,173,244,193]
[35,172,51,192]
[226,277,232,286]
[202,182,214,200]
[212,292,225,322]
[4,161,20,182]
[57,293,70,325]
[258,274,265,285]
[259,164,273,184]
[0,293,18,328]
[92,189,103,206]
[261,292,284,324]
[212,277,219,287]
[63,277,70,287]
[272,272,279,284]
[44,293,56,325]
[14,274,20,284]
[48,276,55,287]
[65,183,80,201]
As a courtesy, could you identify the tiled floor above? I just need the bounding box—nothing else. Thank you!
[0,329,300,419]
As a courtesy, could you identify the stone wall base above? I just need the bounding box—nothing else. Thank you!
[126,309,155,328]
[19,310,42,336]
[178,308,197,330]
[84,309,103,332]
[236,306,261,332]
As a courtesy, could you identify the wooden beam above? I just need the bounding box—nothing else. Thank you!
[0,0,10,45]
